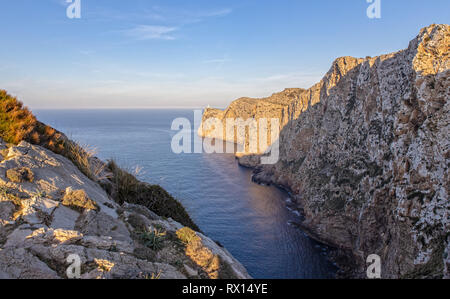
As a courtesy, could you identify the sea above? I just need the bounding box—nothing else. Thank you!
[35,109,336,279]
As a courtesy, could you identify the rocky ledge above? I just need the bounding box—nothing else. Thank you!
[200,24,449,278]
[0,139,251,279]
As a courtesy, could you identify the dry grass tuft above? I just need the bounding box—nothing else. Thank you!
[62,141,110,182]
[0,90,65,152]
[0,90,37,144]
[175,227,234,279]
[107,160,199,231]
[0,90,108,182]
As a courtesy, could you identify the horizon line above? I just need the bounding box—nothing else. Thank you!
[31,106,227,111]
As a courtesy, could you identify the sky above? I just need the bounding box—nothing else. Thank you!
[0,0,448,109]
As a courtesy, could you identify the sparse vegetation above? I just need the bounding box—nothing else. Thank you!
[176,227,200,244]
[33,189,47,198]
[62,141,110,182]
[151,271,163,279]
[139,228,167,251]
[6,167,34,183]
[0,89,199,234]
[0,90,105,182]
[0,90,38,144]
[175,226,234,279]
[107,160,199,231]
[0,90,65,152]
[139,270,163,279]
[0,186,26,220]
[62,189,99,212]
[401,237,445,279]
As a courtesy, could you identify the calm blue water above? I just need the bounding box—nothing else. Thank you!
[35,109,336,279]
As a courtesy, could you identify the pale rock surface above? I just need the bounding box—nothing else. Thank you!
[199,88,307,155]
[0,139,251,279]
[200,24,449,278]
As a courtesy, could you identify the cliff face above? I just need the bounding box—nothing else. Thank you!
[0,141,250,278]
[199,59,368,155]
[200,88,309,154]
[201,24,450,278]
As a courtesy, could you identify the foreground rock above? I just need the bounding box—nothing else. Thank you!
[0,139,251,279]
[201,24,449,278]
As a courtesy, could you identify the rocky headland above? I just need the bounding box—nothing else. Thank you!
[200,24,449,278]
[0,91,251,279]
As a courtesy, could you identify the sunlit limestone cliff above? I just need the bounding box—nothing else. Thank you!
[0,91,251,279]
[200,24,449,278]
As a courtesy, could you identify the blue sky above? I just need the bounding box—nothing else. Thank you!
[0,0,448,109]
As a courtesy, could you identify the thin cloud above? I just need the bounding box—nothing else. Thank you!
[251,72,323,85]
[4,69,325,109]
[133,7,233,25]
[87,6,232,24]
[202,58,232,64]
[53,0,69,7]
[92,5,233,41]
[123,25,178,40]
[176,8,233,24]
[86,9,166,22]
[79,50,94,55]
[194,8,233,18]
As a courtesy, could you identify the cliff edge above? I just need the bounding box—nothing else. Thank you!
[200,24,449,278]
[0,92,251,279]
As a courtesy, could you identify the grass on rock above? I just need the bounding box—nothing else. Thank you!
[0,89,199,232]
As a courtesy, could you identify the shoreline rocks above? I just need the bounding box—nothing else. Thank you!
[200,24,450,278]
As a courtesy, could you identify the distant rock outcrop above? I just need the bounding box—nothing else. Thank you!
[200,24,449,278]
[199,88,308,155]
[0,139,251,279]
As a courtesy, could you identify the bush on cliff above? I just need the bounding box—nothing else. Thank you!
[107,160,199,231]
[0,89,199,232]
[0,90,37,144]
[0,90,97,180]
[0,90,65,152]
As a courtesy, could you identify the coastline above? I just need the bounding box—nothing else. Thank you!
[200,24,450,279]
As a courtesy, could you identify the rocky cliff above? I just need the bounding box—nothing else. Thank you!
[0,139,250,278]
[200,24,449,278]
[199,88,309,154]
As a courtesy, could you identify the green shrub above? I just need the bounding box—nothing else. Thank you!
[107,160,200,231]
[139,228,167,251]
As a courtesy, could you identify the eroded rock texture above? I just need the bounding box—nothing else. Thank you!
[0,139,251,279]
[202,24,449,278]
